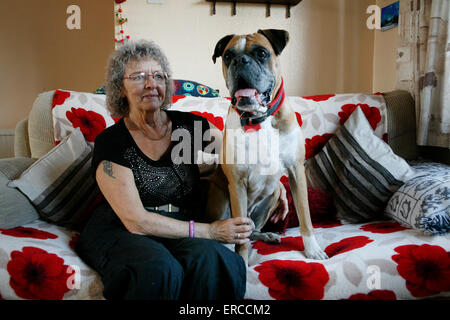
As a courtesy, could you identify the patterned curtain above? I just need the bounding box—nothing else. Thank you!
[396,0,450,148]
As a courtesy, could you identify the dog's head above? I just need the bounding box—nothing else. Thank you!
[212,29,289,113]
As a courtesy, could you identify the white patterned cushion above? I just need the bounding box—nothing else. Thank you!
[385,162,450,235]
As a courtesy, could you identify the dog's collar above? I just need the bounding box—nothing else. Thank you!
[232,78,285,132]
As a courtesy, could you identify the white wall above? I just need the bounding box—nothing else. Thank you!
[118,0,374,97]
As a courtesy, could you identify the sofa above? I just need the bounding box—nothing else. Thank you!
[0,82,449,300]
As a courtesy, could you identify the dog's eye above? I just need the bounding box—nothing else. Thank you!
[256,49,268,59]
[223,51,233,61]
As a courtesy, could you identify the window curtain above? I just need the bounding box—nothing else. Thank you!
[396,0,450,149]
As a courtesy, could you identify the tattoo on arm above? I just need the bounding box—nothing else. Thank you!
[103,161,116,179]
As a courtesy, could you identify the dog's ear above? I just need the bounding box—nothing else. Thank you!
[257,29,289,55]
[212,34,234,64]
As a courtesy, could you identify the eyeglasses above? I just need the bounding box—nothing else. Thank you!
[123,71,167,84]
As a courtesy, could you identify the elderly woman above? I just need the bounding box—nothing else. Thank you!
[75,40,256,300]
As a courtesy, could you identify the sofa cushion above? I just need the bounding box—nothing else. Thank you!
[8,129,100,230]
[51,89,116,144]
[306,106,417,223]
[173,79,220,97]
[0,219,104,300]
[385,162,450,235]
[0,157,39,228]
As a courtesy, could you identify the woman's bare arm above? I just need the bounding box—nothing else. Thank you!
[96,160,253,243]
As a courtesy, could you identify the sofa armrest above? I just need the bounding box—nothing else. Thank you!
[382,90,419,160]
[14,117,31,158]
[0,129,15,158]
[0,157,39,228]
[28,90,56,159]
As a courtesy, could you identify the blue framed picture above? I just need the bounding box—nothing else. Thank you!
[381,1,399,31]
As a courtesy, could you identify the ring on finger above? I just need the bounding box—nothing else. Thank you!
[237,233,240,239]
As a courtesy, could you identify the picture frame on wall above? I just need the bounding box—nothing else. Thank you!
[381,1,399,31]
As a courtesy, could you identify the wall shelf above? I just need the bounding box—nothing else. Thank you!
[206,0,302,18]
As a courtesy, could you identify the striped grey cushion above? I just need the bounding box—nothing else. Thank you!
[8,128,99,229]
[306,107,417,223]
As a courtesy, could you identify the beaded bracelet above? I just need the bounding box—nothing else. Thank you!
[189,220,195,238]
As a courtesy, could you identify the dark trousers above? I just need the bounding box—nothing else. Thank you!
[75,202,246,300]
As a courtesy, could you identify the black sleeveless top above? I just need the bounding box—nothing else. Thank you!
[92,110,212,211]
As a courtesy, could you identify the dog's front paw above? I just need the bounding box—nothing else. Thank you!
[303,235,328,260]
[305,247,328,260]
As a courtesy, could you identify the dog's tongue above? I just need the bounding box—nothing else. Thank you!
[234,88,263,105]
[235,88,258,98]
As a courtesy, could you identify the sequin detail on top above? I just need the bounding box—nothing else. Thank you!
[123,147,197,208]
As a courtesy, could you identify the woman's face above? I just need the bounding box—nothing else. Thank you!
[121,58,166,114]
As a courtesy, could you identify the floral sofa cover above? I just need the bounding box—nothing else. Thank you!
[1,83,449,300]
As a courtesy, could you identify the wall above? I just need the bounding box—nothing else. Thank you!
[373,0,399,93]
[119,0,374,97]
[1,0,399,130]
[0,0,114,129]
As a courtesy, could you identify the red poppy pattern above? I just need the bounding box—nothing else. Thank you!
[172,94,187,104]
[305,133,334,160]
[52,90,71,108]
[338,104,381,130]
[392,244,450,297]
[295,112,303,127]
[302,94,336,102]
[112,116,122,123]
[346,290,397,300]
[190,111,224,131]
[254,259,329,300]
[69,233,79,250]
[262,176,337,234]
[0,227,58,240]
[324,236,374,258]
[7,247,74,300]
[313,220,343,228]
[360,222,408,234]
[253,236,305,255]
[51,90,114,145]
[2,218,450,300]
[66,107,106,142]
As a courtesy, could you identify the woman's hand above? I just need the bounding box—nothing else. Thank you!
[209,217,255,244]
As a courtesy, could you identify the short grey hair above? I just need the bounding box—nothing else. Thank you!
[105,39,175,117]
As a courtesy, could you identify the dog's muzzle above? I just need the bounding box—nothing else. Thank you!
[232,78,286,132]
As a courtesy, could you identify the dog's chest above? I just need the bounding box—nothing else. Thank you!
[224,111,300,197]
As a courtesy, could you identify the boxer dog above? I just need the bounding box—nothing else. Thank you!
[205,29,327,263]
